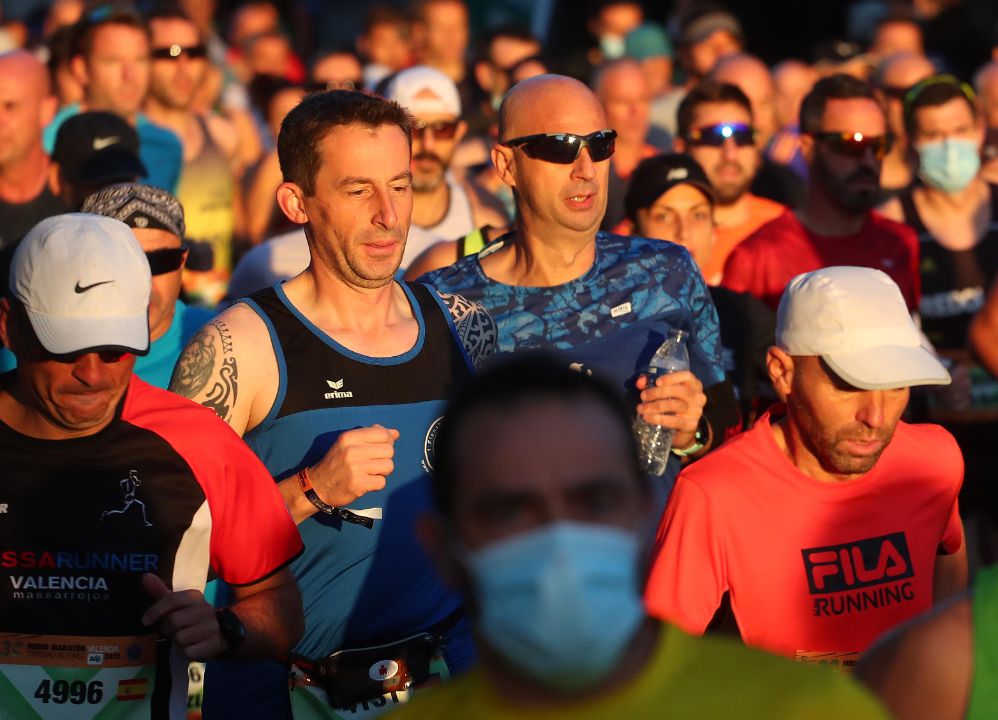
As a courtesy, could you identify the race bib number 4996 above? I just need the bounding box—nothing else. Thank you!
[0,632,157,719]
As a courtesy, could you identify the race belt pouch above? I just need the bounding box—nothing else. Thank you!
[296,632,439,708]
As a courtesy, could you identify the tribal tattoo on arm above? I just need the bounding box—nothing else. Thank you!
[169,320,239,422]
[439,292,498,370]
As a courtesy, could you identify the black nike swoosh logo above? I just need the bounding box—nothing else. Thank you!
[74,280,114,293]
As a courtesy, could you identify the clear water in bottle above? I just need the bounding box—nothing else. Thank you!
[634,329,690,476]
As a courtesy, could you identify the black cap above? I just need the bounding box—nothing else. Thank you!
[52,111,148,185]
[625,153,716,222]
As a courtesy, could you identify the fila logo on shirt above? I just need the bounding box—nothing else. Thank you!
[801,532,915,617]
[324,379,354,400]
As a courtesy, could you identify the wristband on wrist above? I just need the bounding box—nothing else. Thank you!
[296,468,374,529]
[672,417,710,457]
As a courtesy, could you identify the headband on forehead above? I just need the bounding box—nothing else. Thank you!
[903,74,977,115]
[81,183,186,239]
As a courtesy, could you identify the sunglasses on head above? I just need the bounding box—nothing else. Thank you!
[151,44,208,61]
[145,244,188,275]
[812,131,893,160]
[500,129,617,164]
[411,119,460,141]
[686,123,757,148]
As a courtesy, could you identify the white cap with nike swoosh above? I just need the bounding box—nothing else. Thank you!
[10,213,151,355]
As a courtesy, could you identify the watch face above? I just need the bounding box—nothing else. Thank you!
[217,608,246,649]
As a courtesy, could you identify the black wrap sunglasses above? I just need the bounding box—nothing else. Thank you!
[145,244,189,275]
[500,129,617,164]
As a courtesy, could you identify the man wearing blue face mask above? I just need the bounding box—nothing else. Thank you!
[880,74,998,560]
[388,354,888,718]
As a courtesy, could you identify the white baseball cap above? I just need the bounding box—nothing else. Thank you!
[776,266,950,390]
[10,213,151,356]
[385,65,461,117]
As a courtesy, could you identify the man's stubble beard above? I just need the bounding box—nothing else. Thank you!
[814,153,882,214]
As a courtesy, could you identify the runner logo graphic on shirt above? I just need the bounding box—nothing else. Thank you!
[100,470,153,527]
[801,532,915,616]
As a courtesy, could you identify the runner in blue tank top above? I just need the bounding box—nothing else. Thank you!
[420,75,738,486]
[170,90,495,719]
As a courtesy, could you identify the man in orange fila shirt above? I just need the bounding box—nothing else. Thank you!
[645,265,967,670]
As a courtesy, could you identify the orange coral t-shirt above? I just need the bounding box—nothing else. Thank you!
[644,408,963,668]
[702,194,786,285]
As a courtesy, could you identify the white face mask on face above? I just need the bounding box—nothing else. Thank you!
[463,521,645,690]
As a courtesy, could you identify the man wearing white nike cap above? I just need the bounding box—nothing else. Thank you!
[646,265,967,670]
[0,214,303,719]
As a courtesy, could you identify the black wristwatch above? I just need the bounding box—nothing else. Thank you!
[215,608,246,657]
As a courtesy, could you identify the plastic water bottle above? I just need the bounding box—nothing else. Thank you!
[634,329,690,476]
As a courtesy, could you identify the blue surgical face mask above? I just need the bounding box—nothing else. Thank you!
[916,137,981,193]
[464,521,645,690]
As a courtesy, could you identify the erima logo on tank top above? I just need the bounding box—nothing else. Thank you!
[324,379,354,400]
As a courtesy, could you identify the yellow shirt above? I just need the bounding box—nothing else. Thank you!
[387,624,887,719]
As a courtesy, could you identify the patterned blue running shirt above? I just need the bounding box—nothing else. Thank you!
[420,232,729,484]
[422,232,725,388]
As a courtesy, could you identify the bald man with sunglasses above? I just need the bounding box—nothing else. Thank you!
[721,74,920,312]
[420,74,738,487]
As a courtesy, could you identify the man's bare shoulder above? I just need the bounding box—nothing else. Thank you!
[856,593,972,720]
[168,302,276,433]
[404,239,460,280]
[433,290,497,370]
[462,177,511,228]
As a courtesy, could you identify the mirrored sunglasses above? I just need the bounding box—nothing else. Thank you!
[812,132,893,161]
[686,123,757,147]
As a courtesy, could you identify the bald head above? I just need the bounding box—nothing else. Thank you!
[875,52,935,137]
[974,61,998,128]
[876,52,935,90]
[710,53,777,141]
[871,18,923,58]
[592,58,643,97]
[592,59,650,145]
[494,74,611,238]
[499,74,606,141]
[0,51,55,169]
[774,59,818,128]
[0,50,51,98]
